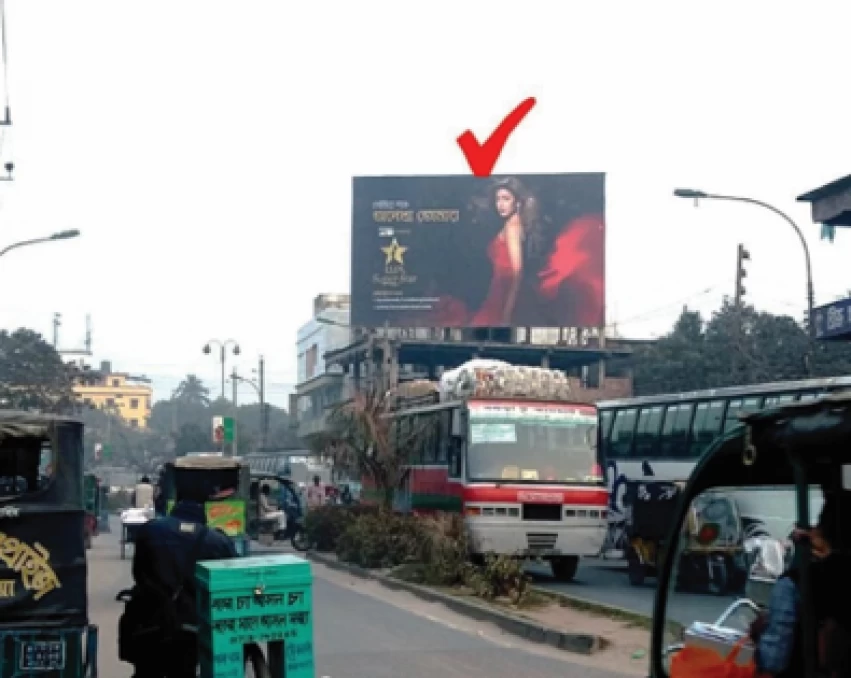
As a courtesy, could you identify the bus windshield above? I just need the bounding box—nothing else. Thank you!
[466,401,599,484]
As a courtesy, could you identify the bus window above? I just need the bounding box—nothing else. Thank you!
[599,410,614,453]
[724,396,763,431]
[689,400,725,457]
[419,414,439,464]
[608,408,638,460]
[763,393,796,407]
[437,411,450,464]
[798,392,819,402]
[659,403,695,459]
[634,406,664,457]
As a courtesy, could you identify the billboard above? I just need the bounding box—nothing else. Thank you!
[351,173,605,328]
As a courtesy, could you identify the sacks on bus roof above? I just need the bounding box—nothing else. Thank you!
[438,360,572,401]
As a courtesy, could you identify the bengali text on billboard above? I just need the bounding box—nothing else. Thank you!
[350,173,605,328]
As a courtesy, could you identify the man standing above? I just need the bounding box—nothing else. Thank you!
[119,486,238,677]
[306,474,325,509]
[134,475,154,510]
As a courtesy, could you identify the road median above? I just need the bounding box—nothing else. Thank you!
[306,549,607,655]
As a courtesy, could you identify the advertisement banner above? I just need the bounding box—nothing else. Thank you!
[351,173,605,328]
[166,499,246,537]
[0,509,87,628]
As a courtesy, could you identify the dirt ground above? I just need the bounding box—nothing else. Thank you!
[515,599,658,674]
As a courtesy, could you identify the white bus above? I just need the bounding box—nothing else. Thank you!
[599,376,851,557]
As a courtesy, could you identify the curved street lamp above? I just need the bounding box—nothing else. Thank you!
[202,339,240,400]
[0,229,81,259]
[673,189,815,338]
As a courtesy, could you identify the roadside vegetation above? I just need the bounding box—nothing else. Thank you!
[305,506,531,606]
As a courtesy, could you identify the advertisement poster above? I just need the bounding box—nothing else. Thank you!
[165,500,246,536]
[0,510,87,628]
[351,173,605,328]
[205,500,246,537]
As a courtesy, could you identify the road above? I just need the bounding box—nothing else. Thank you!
[90,523,637,677]
[529,558,737,627]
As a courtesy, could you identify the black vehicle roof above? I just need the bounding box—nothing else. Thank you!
[0,410,81,426]
[688,392,851,497]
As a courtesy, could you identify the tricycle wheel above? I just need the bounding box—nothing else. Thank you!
[627,549,646,586]
[244,642,271,678]
[291,528,309,552]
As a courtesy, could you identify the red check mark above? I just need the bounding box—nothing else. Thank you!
[456,97,537,177]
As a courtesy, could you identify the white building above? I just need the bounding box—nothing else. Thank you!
[296,295,351,383]
[293,294,352,440]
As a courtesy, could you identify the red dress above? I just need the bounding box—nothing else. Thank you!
[471,236,514,326]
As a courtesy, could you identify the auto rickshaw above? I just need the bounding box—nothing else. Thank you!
[159,455,252,556]
[83,473,100,549]
[624,479,681,586]
[0,410,98,676]
[654,392,851,677]
[247,471,308,550]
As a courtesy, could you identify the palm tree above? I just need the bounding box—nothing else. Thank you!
[325,385,435,508]
[173,374,210,407]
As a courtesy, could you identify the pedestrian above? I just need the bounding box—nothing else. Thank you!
[306,474,325,509]
[118,485,238,677]
[134,475,154,510]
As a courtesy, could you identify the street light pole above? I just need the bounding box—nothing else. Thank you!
[231,371,265,451]
[202,339,240,400]
[673,189,815,338]
[0,229,81,260]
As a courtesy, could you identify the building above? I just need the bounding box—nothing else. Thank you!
[73,361,153,429]
[798,175,851,340]
[292,295,354,439]
[292,308,640,446]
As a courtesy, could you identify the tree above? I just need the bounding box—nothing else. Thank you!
[322,385,434,508]
[174,374,210,407]
[173,423,211,456]
[632,301,851,396]
[0,328,76,412]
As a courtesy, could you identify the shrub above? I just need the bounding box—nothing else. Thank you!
[415,513,471,586]
[314,507,530,606]
[336,511,421,569]
[465,553,529,605]
[304,505,360,552]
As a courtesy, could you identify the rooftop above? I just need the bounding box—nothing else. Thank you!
[797,174,851,227]
[325,335,632,372]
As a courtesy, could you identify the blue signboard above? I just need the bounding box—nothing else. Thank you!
[813,297,851,340]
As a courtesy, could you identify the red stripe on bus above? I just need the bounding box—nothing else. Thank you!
[463,486,608,506]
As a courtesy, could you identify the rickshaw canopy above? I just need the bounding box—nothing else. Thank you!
[0,410,87,629]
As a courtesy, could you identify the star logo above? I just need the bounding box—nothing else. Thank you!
[381,238,407,265]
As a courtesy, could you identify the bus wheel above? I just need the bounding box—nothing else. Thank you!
[551,556,579,582]
[627,550,645,586]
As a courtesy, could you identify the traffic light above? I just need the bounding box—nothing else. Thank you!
[735,243,750,306]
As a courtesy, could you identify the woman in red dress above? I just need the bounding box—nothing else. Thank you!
[472,178,542,326]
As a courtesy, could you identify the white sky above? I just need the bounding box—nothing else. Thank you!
[0,1,849,405]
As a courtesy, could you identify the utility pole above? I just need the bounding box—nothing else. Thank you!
[733,243,750,382]
[231,368,239,457]
[734,243,749,308]
[52,313,61,348]
[259,355,267,450]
